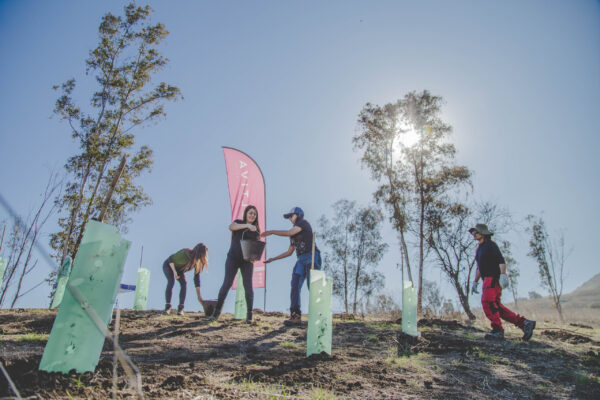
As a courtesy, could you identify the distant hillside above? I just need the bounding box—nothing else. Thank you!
[567,273,600,301]
[503,273,600,323]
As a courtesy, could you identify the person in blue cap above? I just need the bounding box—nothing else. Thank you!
[261,207,322,326]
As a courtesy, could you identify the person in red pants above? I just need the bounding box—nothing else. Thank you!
[470,224,536,341]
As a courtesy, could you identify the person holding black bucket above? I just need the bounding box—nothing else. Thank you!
[261,207,321,326]
[163,243,209,316]
[210,205,262,323]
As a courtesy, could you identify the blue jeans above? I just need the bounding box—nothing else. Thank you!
[290,250,322,315]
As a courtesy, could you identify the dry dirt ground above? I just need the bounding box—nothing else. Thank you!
[1,309,600,399]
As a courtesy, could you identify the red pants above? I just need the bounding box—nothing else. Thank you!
[481,277,524,332]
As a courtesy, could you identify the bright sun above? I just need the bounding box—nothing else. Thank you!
[403,129,420,147]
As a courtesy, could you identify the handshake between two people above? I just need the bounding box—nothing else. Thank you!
[258,230,275,264]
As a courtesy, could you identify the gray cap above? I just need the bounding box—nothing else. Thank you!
[469,223,493,236]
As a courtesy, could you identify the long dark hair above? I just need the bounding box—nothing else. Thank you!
[187,243,208,274]
[243,205,260,234]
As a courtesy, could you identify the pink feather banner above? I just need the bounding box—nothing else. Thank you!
[222,147,266,289]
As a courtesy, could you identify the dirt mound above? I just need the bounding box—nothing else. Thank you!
[0,357,102,398]
[396,331,423,355]
[257,311,286,317]
[541,329,595,344]
[332,313,358,320]
[0,310,56,334]
[418,318,481,331]
[160,374,185,389]
[234,355,339,388]
[570,323,594,329]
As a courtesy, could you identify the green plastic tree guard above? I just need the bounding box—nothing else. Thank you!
[50,257,73,308]
[234,270,247,319]
[402,280,419,337]
[307,269,333,357]
[39,220,131,373]
[0,258,6,288]
[133,268,150,310]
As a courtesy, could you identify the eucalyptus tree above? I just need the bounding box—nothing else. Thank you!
[319,200,388,314]
[354,90,470,313]
[501,241,520,308]
[50,3,182,264]
[318,199,356,313]
[353,102,413,285]
[350,206,388,314]
[526,214,570,322]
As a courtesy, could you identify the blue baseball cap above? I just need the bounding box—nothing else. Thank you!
[283,207,304,219]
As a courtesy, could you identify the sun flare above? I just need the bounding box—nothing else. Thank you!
[402,129,420,147]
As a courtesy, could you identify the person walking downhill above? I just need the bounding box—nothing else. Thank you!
[470,224,536,341]
[210,205,260,323]
[261,207,322,326]
[163,243,209,316]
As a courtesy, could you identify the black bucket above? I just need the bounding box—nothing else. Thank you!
[202,300,217,317]
[241,230,266,261]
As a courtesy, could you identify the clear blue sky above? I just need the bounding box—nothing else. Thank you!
[0,0,599,313]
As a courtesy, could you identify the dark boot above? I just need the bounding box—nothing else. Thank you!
[522,319,536,341]
[284,311,302,326]
[177,304,185,316]
[164,303,172,314]
[484,329,504,341]
[209,302,223,321]
[245,310,253,324]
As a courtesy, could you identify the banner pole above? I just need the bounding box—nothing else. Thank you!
[311,232,316,270]
[263,178,267,312]
[139,245,143,269]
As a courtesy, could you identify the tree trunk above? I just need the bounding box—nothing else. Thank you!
[399,230,412,282]
[352,232,365,315]
[386,170,413,282]
[98,155,127,222]
[0,225,34,306]
[455,280,475,320]
[10,232,38,308]
[553,295,564,322]
[415,151,425,316]
[0,225,6,253]
[417,199,425,315]
[353,257,362,315]
[343,230,349,314]
[61,163,92,265]
[71,162,106,260]
[71,103,128,259]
